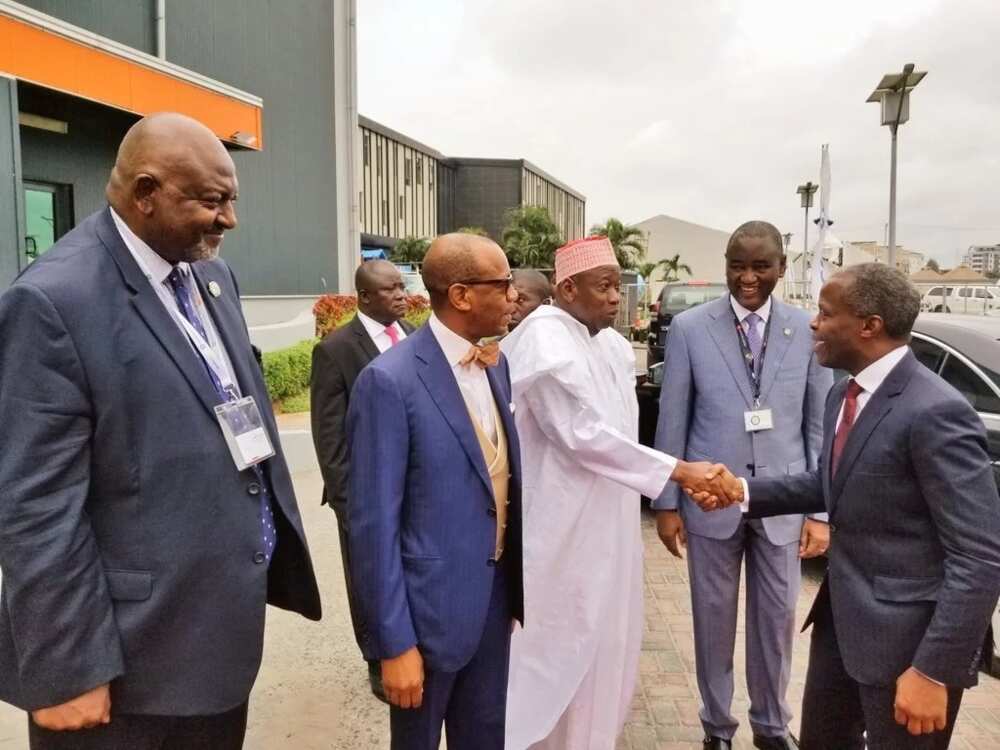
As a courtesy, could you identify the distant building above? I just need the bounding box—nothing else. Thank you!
[359,116,585,253]
[848,241,925,275]
[963,245,1000,275]
[633,214,731,294]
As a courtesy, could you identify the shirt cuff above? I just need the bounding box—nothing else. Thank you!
[739,478,750,513]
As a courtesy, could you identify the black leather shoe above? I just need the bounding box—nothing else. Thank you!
[753,734,799,750]
[703,736,732,750]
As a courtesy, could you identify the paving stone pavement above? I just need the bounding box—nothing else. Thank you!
[620,512,1000,750]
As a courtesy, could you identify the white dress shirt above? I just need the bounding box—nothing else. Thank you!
[111,208,240,393]
[428,313,497,442]
[356,310,407,354]
[740,343,911,511]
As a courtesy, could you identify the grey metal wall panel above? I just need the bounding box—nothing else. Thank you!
[452,163,521,241]
[0,79,24,287]
[18,0,156,53]
[166,0,340,295]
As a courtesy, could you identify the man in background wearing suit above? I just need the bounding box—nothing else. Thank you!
[347,233,523,750]
[0,113,321,749]
[311,259,414,699]
[654,221,832,750]
[708,264,1000,749]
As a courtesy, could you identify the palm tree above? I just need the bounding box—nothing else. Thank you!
[658,253,692,282]
[589,218,647,270]
[636,261,662,282]
[501,206,563,268]
[390,236,431,264]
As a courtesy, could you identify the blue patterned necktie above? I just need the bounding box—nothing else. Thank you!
[166,267,276,563]
[744,312,763,364]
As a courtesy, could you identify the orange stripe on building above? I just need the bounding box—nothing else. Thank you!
[0,15,262,149]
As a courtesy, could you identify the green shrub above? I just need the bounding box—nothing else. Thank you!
[262,339,316,402]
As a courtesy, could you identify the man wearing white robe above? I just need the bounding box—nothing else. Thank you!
[502,237,743,750]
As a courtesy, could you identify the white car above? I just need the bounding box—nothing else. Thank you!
[921,285,1000,315]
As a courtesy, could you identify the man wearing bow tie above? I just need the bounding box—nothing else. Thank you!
[346,233,523,750]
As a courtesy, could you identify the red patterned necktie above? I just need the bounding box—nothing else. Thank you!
[385,325,399,346]
[831,379,864,476]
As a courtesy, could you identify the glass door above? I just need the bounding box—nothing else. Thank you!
[24,180,72,262]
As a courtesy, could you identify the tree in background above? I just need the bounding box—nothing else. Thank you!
[455,226,489,236]
[390,236,431,264]
[589,217,646,270]
[657,253,693,282]
[925,258,941,273]
[501,206,563,268]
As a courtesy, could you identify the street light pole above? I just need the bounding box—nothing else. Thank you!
[796,182,818,301]
[867,63,926,271]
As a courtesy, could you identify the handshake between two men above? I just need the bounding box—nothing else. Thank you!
[670,461,744,511]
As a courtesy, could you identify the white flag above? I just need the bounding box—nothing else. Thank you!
[809,145,832,302]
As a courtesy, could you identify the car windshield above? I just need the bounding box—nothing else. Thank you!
[662,285,726,311]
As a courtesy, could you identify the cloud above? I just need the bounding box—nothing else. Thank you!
[360,0,1000,263]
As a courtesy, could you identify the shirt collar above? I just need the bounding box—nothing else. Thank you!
[110,207,189,285]
[730,295,772,323]
[428,313,477,367]
[356,310,399,340]
[852,344,909,395]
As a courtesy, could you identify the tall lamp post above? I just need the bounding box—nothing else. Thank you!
[796,182,818,300]
[782,232,793,298]
[867,63,927,270]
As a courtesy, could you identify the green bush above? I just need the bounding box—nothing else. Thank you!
[262,339,316,402]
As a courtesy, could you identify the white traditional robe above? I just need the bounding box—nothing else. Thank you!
[501,305,678,750]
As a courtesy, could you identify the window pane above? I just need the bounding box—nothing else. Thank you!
[910,338,946,373]
[25,188,56,261]
[940,356,1000,413]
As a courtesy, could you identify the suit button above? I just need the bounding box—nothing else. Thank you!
[488,506,497,517]
[247,482,261,495]
[253,552,266,564]
[829,523,837,533]
[487,559,496,567]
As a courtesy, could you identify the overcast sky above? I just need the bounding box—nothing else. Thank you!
[359,0,1000,265]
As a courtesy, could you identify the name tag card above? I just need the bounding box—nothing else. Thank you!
[214,396,275,470]
[744,408,774,433]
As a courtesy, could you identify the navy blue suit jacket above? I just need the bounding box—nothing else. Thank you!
[748,350,1000,688]
[0,209,321,715]
[346,324,524,672]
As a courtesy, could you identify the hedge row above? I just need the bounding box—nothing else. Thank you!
[261,339,316,402]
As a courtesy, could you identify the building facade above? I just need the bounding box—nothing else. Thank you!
[2,0,358,305]
[964,245,1000,275]
[358,117,585,251]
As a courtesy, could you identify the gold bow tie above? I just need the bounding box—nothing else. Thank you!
[459,341,501,369]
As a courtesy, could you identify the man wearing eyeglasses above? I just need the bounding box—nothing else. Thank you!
[346,233,523,750]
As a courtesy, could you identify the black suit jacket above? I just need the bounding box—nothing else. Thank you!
[748,350,1000,688]
[0,208,321,715]
[311,314,415,520]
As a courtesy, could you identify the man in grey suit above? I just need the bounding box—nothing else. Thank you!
[706,264,1000,748]
[653,221,833,750]
[0,113,321,748]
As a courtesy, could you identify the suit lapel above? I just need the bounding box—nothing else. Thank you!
[829,352,917,509]
[757,301,794,405]
[97,209,222,418]
[350,315,380,361]
[413,327,493,495]
[706,297,754,408]
[487,364,521,486]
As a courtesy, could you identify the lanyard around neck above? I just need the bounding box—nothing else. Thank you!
[732,310,771,408]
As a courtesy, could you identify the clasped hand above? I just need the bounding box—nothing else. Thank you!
[672,461,743,510]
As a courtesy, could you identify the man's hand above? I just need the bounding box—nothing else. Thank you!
[672,461,743,510]
[799,519,830,559]
[31,684,111,731]
[656,511,687,558]
[382,646,424,709]
[894,667,948,736]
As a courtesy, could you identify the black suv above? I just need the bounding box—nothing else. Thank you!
[647,281,727,367]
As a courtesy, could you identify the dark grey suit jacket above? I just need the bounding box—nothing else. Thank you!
[0,208,322,715]
[311,314,415,521]
[748,349,1000,688]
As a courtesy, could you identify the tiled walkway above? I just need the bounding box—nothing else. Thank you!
[622,512,1000,750]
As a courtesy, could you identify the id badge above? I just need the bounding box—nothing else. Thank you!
[214,396,276,470]
[744,408,774,433]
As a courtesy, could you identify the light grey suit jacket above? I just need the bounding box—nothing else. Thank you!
[653,294,832,544]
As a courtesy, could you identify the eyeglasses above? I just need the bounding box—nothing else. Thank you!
[453,274,514,292]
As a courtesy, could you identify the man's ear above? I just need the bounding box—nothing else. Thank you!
[447,284,473,312]
[557,278,576,303]
[859,315,885,340]
[133,174,159,216]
